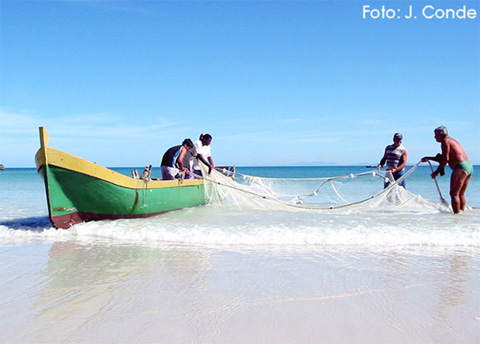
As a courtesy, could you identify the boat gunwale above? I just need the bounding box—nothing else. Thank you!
[36,146,208,190]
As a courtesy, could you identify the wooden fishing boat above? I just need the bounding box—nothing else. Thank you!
[35,127,208,229]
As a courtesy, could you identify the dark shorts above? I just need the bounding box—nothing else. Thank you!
[191,169,203,178]
[384,170,406,189]
[454,161,474,178]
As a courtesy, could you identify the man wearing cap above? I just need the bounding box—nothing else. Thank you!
[422,126,473,213]
[377,133,408,188]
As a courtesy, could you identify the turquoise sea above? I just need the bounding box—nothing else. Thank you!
[1,165,479,343]
[1,165,479,241]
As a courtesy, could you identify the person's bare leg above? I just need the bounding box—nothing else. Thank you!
[459,176,471,211]
[450,169,468,213]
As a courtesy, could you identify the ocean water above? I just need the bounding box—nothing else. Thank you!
[1,165,478,248]
[1,166,479,343]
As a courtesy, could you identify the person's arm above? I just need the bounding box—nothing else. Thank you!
[196,153,212,174]
[208,156,215,170]
[422,153,442,162]
[176,147,190,172]
[377,148,387,170]
[391,149,408,173]
[421,153,445,176]
[431,142,449,178]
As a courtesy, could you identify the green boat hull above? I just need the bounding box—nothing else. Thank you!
[39,165,206,229]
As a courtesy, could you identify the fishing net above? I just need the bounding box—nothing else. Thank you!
[200,162,450,214]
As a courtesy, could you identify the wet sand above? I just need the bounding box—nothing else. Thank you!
[1,242,479,343]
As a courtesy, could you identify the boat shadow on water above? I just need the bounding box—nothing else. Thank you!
[0,216,53,231]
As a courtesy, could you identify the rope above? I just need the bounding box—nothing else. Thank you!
[193,162,425,211]
[330,182,350,204]
[235,170,385,182]
[236,170,387,202]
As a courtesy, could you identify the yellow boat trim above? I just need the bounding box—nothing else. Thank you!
[36,127,206,189]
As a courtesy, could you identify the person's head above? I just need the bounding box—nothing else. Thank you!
[393,133,403,146]
[199,133,212,146]
[434,126,448,142]
[182,138,194,150]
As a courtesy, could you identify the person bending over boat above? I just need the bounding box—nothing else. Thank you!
[422,126,473,214]
[184,133,215,178]
[377,133,408,188]
[161,139,194,180]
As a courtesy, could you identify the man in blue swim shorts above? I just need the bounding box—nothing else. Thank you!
[422,126,473,213]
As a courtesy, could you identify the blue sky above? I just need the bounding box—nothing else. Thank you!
[1,0,479,167]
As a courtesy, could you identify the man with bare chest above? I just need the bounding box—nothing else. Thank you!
[422,126,473,213]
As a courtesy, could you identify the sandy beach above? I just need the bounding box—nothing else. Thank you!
[1,238,479,343]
